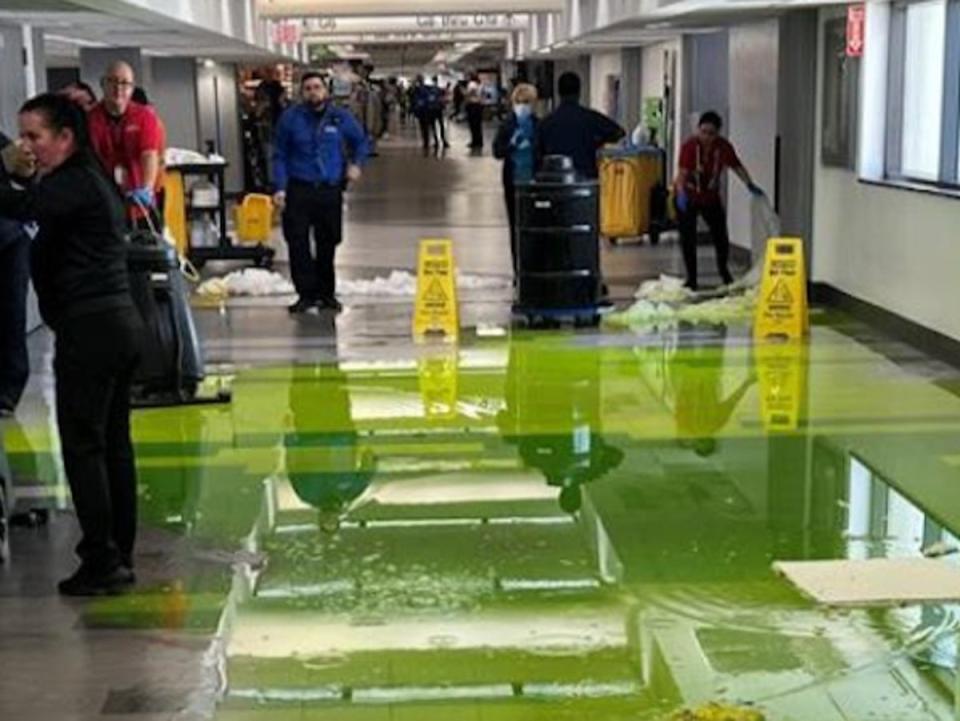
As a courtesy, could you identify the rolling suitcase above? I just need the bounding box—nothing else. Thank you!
[127,217,205,405]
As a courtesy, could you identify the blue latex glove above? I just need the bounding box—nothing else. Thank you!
[676,191,690,214]
[127,187,156,209]
[748,182,765,198]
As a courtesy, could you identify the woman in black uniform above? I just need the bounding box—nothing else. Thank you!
[0,93,141,596]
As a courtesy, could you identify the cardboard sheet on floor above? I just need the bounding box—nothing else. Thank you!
[774,559,960,606]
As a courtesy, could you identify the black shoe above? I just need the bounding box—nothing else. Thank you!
[0,400,14,418]
[319,297,343,313]
[58,566,132,597]
[288,298,315,314]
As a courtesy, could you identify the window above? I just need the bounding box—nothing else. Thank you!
[822,18,860,169]
[886,0,960,186]
[901,1,947,179]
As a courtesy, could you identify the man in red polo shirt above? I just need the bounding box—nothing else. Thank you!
[88,61,162,215]
[675,111,763,290]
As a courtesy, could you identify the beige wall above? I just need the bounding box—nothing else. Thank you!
[812,8,960,340]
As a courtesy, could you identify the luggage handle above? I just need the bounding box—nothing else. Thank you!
[127,196,163,239]
[127,196,201,284]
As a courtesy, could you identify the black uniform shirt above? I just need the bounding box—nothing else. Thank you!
[0,150,132,330]
[537,100,625,179]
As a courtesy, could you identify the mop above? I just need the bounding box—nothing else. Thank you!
[608,195,781,327]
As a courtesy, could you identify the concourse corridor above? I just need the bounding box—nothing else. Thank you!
[2,122,960,721]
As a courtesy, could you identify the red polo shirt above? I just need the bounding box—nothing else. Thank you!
[678,136,742,207]
[88,101,162,194]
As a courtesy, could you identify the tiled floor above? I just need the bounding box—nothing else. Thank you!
[3,122,960,721]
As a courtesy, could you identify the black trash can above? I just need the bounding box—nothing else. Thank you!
[515,156,602,320]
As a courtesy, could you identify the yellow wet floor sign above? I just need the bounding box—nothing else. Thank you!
[755,237,809,340]
[756,341,808,432]
[418,349,459,419]
[413,239,459,341]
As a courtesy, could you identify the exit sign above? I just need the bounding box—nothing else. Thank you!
[846,4,865,57]
[272,21,302,45]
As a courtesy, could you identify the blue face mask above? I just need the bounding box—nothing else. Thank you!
[514,104,532,120]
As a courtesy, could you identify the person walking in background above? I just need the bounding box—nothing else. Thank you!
[537,72,624,180]
[273,72,370,315]
[493,83,540,279]
[452,80,465,121]
[429,78,450,150]
[411,75,436,151]
[87,61,163,220]
[674,111,763,290]
[465,75,485,151]
[62,81,97,112]
[0,94,142,596]
[0,132,34,417]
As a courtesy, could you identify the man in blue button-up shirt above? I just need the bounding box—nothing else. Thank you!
[273,72,370,314]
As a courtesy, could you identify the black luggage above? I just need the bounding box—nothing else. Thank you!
[127,221,204,404]
[515,156,602,324]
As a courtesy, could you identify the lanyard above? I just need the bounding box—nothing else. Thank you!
[695,142,722,193]
[312,107,333,179]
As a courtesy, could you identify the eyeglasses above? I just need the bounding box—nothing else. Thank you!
[105,78,134,88]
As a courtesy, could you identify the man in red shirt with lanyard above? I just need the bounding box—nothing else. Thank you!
[87,61,162,219]
[675,111,763,290]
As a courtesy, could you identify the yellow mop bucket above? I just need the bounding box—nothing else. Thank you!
[235,193,274,244]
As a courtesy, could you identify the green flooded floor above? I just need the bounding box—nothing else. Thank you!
[4,322,960,720]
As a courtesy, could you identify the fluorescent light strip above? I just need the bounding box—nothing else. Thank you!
[498,578,602,592]
[274,515,574,534]
[257,580,355,599]
[228,680,643,705]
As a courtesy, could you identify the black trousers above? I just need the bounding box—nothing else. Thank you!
[503,182,519,276]
[678,202,733,289]
[0,229,30,408]
[467,104,484,148]
[417,114,437,149]
[283,182,344,302]
[55,307,141,573]
[431,110,448,146]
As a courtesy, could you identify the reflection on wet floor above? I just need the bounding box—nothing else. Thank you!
[5,322,960,720]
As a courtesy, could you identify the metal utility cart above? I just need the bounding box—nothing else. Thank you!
[170,160,274,270]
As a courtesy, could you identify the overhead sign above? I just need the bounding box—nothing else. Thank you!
[846,4,865,58]
[272,21,303,45]
[259,1,563,18]
[755,237,809,341]
[304,14,529,35]
[413,239,459,341]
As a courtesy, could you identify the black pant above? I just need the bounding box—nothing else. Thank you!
[417,114,437,149]
[467,104,484,148]
[503,182,519,276]
[431,110,448,146]
[55,307,141,573]
[0,228,30,409]
[678,202,733,289]
[283,181,343,301]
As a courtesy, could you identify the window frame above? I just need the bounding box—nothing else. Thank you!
[885,0,960,187]
[822,16,861,170]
